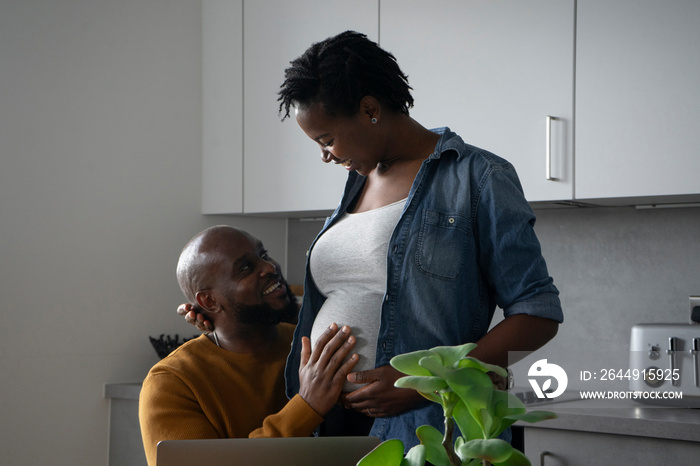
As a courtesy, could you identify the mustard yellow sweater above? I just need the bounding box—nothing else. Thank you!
[138,323,323,466]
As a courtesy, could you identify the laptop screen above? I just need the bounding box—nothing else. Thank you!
[156,436,381,466]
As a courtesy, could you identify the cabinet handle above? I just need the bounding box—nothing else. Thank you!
[545,115,559,181]
[540,450,551,466]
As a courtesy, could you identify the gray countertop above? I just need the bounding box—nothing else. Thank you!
[517,398,700,443]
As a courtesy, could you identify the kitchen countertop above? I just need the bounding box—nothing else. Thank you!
[105,383,700,443]
[517,397,700,443]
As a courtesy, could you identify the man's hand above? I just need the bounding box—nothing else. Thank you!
[298,324,359,416]
[176,303,214,332]
[339,365,424,418]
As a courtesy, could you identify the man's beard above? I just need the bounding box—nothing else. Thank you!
[232,286,299,325]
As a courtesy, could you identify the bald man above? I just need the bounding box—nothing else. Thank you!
[139,226,358,466]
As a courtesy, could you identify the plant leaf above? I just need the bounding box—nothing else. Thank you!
[395,376,448,394]
[428,343,477,367]
[457,357,508,377]
[418,355,449,378]
[445,367,493,429]
[494,410,557,438]
[464,460,484,466]
[490,390,525,418]
[400,444,426,466]
[452,400,485,441]
[391,350,436,376]
[416,425,451,466]
[503,391,526,412]
[454,436,466,462]
[479,408,493,438]
[457,438,514,463]
[492,447,531,466]
[488,390,526,437]
[504,410,558,424]
[417,390,443,405]
[356,439,405,466]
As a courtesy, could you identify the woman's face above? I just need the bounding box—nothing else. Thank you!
[295,102,381,176]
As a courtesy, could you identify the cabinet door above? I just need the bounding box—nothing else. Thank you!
[202,0,243,214]
[525,427,700,464]
[243,0,379,214]
[380,0,575,203]
[576,0,700,202]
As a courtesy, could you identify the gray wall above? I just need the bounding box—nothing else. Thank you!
[529,205,700,382]
[288,205,700,384]
[0,2,286,465]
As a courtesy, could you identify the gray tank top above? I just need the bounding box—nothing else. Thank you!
[309,198,406,391]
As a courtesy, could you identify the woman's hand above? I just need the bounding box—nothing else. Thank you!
[339,365,424,418]
[298,323,358,416]
[176,303,214,332]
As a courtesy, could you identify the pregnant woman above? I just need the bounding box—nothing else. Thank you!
[276,31,564,448]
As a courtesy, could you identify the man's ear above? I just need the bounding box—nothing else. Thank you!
[195,291,221,314]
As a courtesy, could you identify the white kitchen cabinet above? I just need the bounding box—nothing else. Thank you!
[242,0,379,214]
[205,1,700,215]
[203,0,378,215]
[379,0,575,203]
[575,0,700,204]
[202,0,243,214]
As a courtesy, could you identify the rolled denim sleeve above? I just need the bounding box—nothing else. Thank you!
[475,161,563,323]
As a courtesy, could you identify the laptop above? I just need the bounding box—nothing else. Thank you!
[156,436,382,466]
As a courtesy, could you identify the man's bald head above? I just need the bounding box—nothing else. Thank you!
[176,226,251,305]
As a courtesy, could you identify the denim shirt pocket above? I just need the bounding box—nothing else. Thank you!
[416,209,470,280]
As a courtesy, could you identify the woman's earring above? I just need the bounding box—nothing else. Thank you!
[371,117,378,124]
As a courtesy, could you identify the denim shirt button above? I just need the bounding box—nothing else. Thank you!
[448,217,455,224]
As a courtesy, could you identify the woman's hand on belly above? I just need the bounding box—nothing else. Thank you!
[339,365,425,418]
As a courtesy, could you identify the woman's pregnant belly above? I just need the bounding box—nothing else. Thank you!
[309,289,381,392]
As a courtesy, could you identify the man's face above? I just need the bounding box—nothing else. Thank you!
[211,231,297,325]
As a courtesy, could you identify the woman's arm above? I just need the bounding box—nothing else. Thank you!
[339,314,558,417]
[470,314,559,368]
[177,302,213,332]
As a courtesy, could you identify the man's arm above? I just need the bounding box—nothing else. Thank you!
[139,324,358,465]
[250,323,359,437]
[139,371,219,466]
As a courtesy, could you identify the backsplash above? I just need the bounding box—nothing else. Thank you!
[287,205,700,386]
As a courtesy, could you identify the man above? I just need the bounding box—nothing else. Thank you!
[139,226,358,466]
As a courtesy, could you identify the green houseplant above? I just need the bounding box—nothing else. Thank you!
[356,343,556,466]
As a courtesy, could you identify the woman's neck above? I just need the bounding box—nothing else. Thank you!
[350,116,439,213]
[379,115,440,167]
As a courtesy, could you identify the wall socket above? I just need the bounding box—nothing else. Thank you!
[690,296,700,323]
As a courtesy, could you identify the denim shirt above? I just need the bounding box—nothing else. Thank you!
[285,127,563,449]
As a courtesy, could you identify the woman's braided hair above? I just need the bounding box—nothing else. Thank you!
[278,31,413,120]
